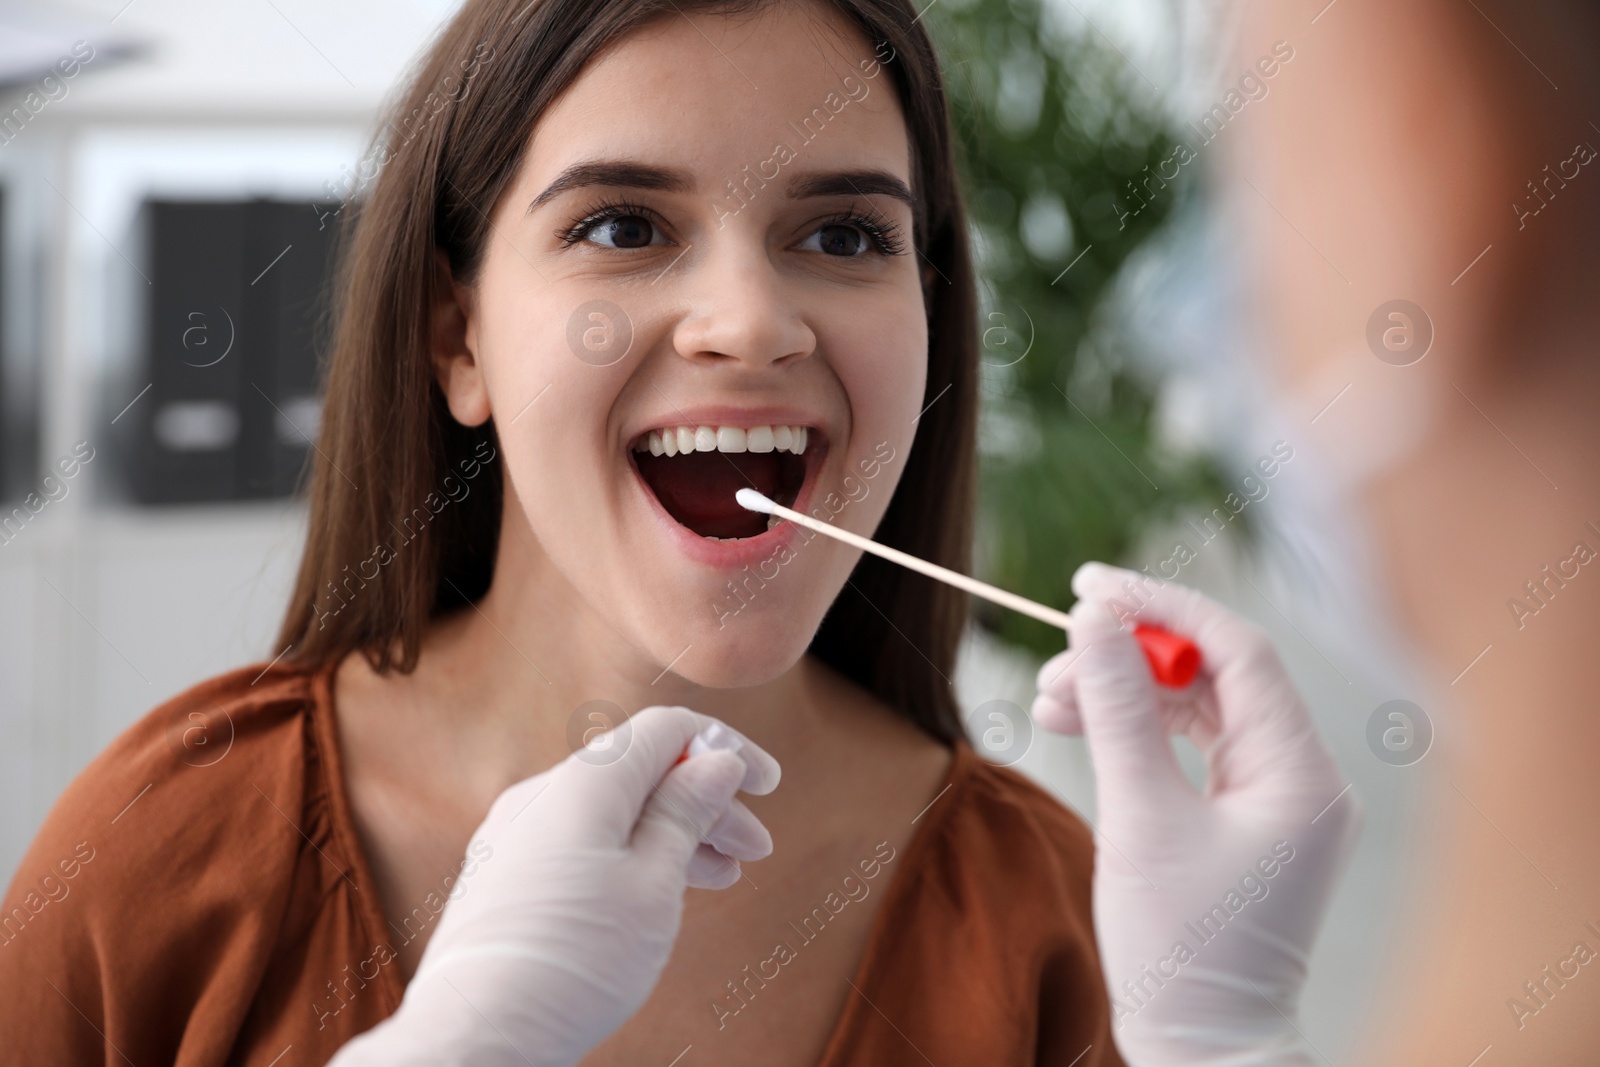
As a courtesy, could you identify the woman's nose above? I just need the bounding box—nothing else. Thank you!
[668,241,816,370]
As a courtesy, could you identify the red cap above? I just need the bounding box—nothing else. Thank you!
[1133,624,1202,688]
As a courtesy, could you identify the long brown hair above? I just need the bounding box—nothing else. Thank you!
[274,0,979,744]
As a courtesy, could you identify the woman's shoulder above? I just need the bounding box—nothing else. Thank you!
[0,657,382,1062]
[928,742,1097,890]
[817,742,1122,1066]
[859,738,1103,956]
[16,659,327,886]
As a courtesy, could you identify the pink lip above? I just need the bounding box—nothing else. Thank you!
[625,420,831,570]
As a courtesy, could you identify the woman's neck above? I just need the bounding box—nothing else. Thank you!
[404,531,827,805]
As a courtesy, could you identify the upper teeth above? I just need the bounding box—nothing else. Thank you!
[636,425,809,457]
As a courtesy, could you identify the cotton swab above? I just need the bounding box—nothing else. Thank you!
[734,487,1201,688]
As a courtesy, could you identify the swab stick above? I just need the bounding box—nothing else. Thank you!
[735,488,1201,688]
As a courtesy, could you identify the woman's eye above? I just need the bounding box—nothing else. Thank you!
[800,223,870,257]
[585,214,661,249]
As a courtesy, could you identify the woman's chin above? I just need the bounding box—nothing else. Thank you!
[650,621,816,691]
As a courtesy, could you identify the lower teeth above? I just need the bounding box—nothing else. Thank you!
[704,514,783,542]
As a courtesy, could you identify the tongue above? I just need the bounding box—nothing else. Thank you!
[636,451,791,539]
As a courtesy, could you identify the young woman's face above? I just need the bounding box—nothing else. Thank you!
[442,1,927,686]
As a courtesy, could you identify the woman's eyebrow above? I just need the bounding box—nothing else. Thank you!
[787,170,915,205]
[528,161,694,212]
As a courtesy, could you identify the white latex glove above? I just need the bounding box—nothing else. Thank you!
[331,705,780,1067]
[1034,563,1361,1067]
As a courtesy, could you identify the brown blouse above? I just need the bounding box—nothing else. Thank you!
[0,660,1124,1066]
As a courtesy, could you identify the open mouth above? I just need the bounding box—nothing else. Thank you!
[631,423,817,540]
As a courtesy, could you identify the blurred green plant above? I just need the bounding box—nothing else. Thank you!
[928,0,1233,659]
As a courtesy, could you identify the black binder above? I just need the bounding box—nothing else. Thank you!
[123,198,339,505]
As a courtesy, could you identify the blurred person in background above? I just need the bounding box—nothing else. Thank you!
[1221,0,1600,1058]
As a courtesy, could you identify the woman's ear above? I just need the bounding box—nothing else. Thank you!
[431,248,492,427]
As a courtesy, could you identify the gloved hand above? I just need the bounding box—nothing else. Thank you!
[1034,563,1360,1067]
[331,705,780,1067]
